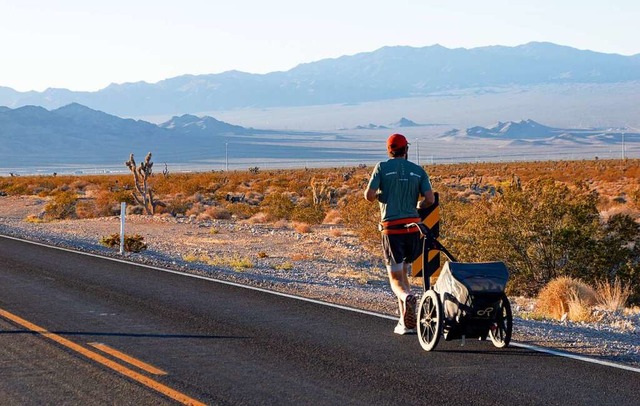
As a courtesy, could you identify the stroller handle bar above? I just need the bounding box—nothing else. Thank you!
[406,222,457,262]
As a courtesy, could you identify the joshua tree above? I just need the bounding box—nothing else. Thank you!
[310,177,334,206]
[125,152,156,214]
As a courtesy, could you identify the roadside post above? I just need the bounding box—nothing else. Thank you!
[120,202,126,255]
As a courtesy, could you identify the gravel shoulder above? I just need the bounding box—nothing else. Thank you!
[1,195,638,368]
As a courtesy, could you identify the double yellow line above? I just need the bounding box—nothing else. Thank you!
[0,308,205,406]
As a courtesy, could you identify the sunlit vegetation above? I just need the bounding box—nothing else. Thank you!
[99,233,148,253]
[1,159,638,302]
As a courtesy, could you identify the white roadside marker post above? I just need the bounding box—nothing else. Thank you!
[120,202,126,255]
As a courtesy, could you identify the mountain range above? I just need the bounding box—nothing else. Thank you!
[1,104,635,172]
[0,103,254,168]
[1,42,639,117]
[443,119,636,146]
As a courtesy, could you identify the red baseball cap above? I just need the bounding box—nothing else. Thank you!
[387,133,409,153]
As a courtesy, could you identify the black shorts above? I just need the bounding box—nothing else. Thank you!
[381,232,421,266]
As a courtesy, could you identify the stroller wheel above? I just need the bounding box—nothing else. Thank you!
[417,289,442,351]
[489,294,513,348]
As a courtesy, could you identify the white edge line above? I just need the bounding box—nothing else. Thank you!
[2,233,638,374]
[510,342,640,373]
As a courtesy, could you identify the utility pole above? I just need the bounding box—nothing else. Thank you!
[225,142,228,171]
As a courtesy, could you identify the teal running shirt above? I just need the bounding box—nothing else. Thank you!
[367,158,432,222]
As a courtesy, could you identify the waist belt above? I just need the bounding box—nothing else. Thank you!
[379,217,421,235]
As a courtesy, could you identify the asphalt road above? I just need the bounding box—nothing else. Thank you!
[1,235,638,405]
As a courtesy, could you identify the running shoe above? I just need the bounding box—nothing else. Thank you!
[394,320,416,335]
[403,294,417,330]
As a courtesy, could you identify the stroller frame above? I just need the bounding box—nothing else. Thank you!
[411,198,513,352]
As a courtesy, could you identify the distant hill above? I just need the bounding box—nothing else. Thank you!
[0,104,250,167]
[389,117,422,128]
[159,114,249,135]
[353,123,389,130]
[1,42,640,117]
[344,117,424,130]
[466,119,557,138]
[458,119,637,145]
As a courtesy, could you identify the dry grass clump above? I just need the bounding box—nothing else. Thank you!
[596,278,632,311]
[329,228,343,237]
[246,212,270,224]
[535,276,597,321]
[291,253,310,261]
[292,222,312,233]
[272,219,289,229]
[326,268,383,285]
[272,261,294,271]
[322,209,343,224]
[182,252,253,271]
[24,214,45,223]
[200,206,232,220]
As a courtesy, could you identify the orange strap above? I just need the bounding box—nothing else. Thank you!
[380,217,421,235]
[381,217,421,227]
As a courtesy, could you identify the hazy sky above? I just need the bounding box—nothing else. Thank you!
[2,0,638,92]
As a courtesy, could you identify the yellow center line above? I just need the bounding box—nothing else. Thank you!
[88,342,167,376]
[0,308,206,406]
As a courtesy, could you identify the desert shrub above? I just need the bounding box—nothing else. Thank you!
[43,191,78,220]
[292,222,312,233]
[202,206,232,220]
[75,199,96,219]
[225,202,259,219]
[443,178,616,295]
[596,278,632,311]
[185,202,206,217]
[329,228,343,237]
[246,212,270,224]
[261,192,295,220]
[292,203,326,224]
[92,189,136,217]
[535,276,597,321]
[4,181,28,195]
[323,209,343,224]
[272,261,294,270]
[165,196,192,216]
[630,187,640,208]
[24,214,45,223]
[339,193,380,251]
[594,213,640,304]
[127,205,145,215]
[99,233,147,253]
[32,179,58,196]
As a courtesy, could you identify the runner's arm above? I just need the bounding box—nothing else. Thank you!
[365,163,382,202]
[417,190,435,208]
[364,187,379,202]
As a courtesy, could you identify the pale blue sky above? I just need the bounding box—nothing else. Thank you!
[1,0,638,92]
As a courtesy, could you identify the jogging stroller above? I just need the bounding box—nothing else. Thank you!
[410,214,513,352]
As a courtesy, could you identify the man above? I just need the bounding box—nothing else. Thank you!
[364,133,434,334]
